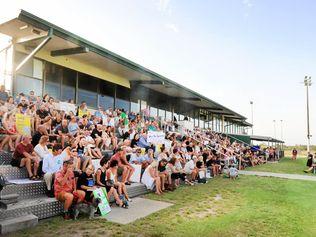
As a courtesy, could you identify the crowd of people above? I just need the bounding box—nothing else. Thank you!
[0,87,271,219]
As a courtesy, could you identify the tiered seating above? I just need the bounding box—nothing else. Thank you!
[0,152,149,235]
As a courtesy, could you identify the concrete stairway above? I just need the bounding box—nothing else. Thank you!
[0,152,149,235]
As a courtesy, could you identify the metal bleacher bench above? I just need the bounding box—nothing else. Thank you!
[0,151,148,235]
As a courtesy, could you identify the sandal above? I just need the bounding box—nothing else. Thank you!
[29,176,36,180]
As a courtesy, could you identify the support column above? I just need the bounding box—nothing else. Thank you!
[221,115,225,133]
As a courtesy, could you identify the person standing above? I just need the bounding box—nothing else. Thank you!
[292,148,298,160]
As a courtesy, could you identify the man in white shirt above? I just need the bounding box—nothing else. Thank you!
[184,157,198,181]
[42,144,71,197]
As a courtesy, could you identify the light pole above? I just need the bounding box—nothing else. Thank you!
[250,101,254,135]
[280,120,283,141]
[304,76,312,153]
[273,119,276,141]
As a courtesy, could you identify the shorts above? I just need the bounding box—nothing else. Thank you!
[11,158,22,167]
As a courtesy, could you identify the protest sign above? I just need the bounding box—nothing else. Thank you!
[78,108,89,118]
[130,164,142,183]
[93,187,111,216]
[147,130,165,144]
[15,114,31,136]
[59,102,76,114]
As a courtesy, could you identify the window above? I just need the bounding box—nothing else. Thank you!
[62,68,76,102]
[140,100,147,110]
[158,109,165,120]
[99,94,114,109]
[131,100,140,113]
[99,80,115,109]
[116,98,130,112]
[33,59,43,79]
[45,63,62,100]
[150,107,158,117]
[14,74,42,97]
[78,73,97,108]
[166,111,172,121]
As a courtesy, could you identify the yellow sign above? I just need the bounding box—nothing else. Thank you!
[78,108,89,118]
[15,114,31,136]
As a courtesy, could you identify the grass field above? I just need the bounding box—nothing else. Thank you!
[247,156,312,175]
[10,173,316,237]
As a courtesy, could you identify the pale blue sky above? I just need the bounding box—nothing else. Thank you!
[0,0,315,145]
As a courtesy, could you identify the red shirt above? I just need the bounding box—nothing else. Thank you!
[13,143,34,160]
[54,170,75,197]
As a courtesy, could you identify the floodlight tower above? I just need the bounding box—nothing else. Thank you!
[250,101,254,135]
[304,76,312,153]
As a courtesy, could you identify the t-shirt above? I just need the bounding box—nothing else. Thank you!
[184,160,195,174]
[36,109,49,119]
[77,172,95,190]
[54,170,75,196]
[42,150,68,174]
[68,122,79,136]
[55,125,69,135]
[129,154,144,164]
[91,129,102,139]
[13,143,34,160]
[34,144,50,160]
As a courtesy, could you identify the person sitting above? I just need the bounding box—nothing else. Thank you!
[42,144,71,197]
[54,119,70,148]
[95,157,127,208]
[77,164,97,203]
[54,160,85,220]
[106,159,131,202]
[141,161,163,195]
[68,116,79,137]
[110,148,134,185]
[34,135,50,161]
[0,106,12,151]
[11,136,40,180]
[304,153,316,173]
[158,158,169,191]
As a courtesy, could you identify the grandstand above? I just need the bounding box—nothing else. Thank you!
[0,10,283,234]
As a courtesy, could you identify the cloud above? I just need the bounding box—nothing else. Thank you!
[155,0,172,15]
[242,0,253,8]
[165,23,179,33]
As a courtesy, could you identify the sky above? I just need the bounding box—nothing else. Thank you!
[0,0,315,145]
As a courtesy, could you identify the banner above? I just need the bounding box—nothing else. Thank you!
[93,187,111,216]
[59,102,76,114]
[15,114,31,136]
[147,131,165,144]
[78,108,89,118]
[130,164,142,183]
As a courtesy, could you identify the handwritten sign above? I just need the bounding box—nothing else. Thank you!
[15,114,31,136]
[147,131,165,144]
[59,102,76,114]
[93,187,111,216]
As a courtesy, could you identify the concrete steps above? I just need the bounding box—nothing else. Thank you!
[0,214,38,235]
[0,151,149,235]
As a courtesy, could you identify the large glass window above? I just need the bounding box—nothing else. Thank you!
[99,80,114,109]
[61,68,76,102]
[14,74,42,97]
[45,63,62,100]
[99,95,114,109]
[78,73,97,108]
[131,100,140,113]
[166,111,172,121]
[116,98,130,112]
[158,109,165,120]
[150,107,158,117]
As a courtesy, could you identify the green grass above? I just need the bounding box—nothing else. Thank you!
[247,156,313,175]
[10,175,316,237]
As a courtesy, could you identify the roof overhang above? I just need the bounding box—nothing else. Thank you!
[0,10,249,121]
[250,135,284,143]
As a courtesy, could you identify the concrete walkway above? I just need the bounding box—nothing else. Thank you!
[239,170,316,182]
[101,197,173,224]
